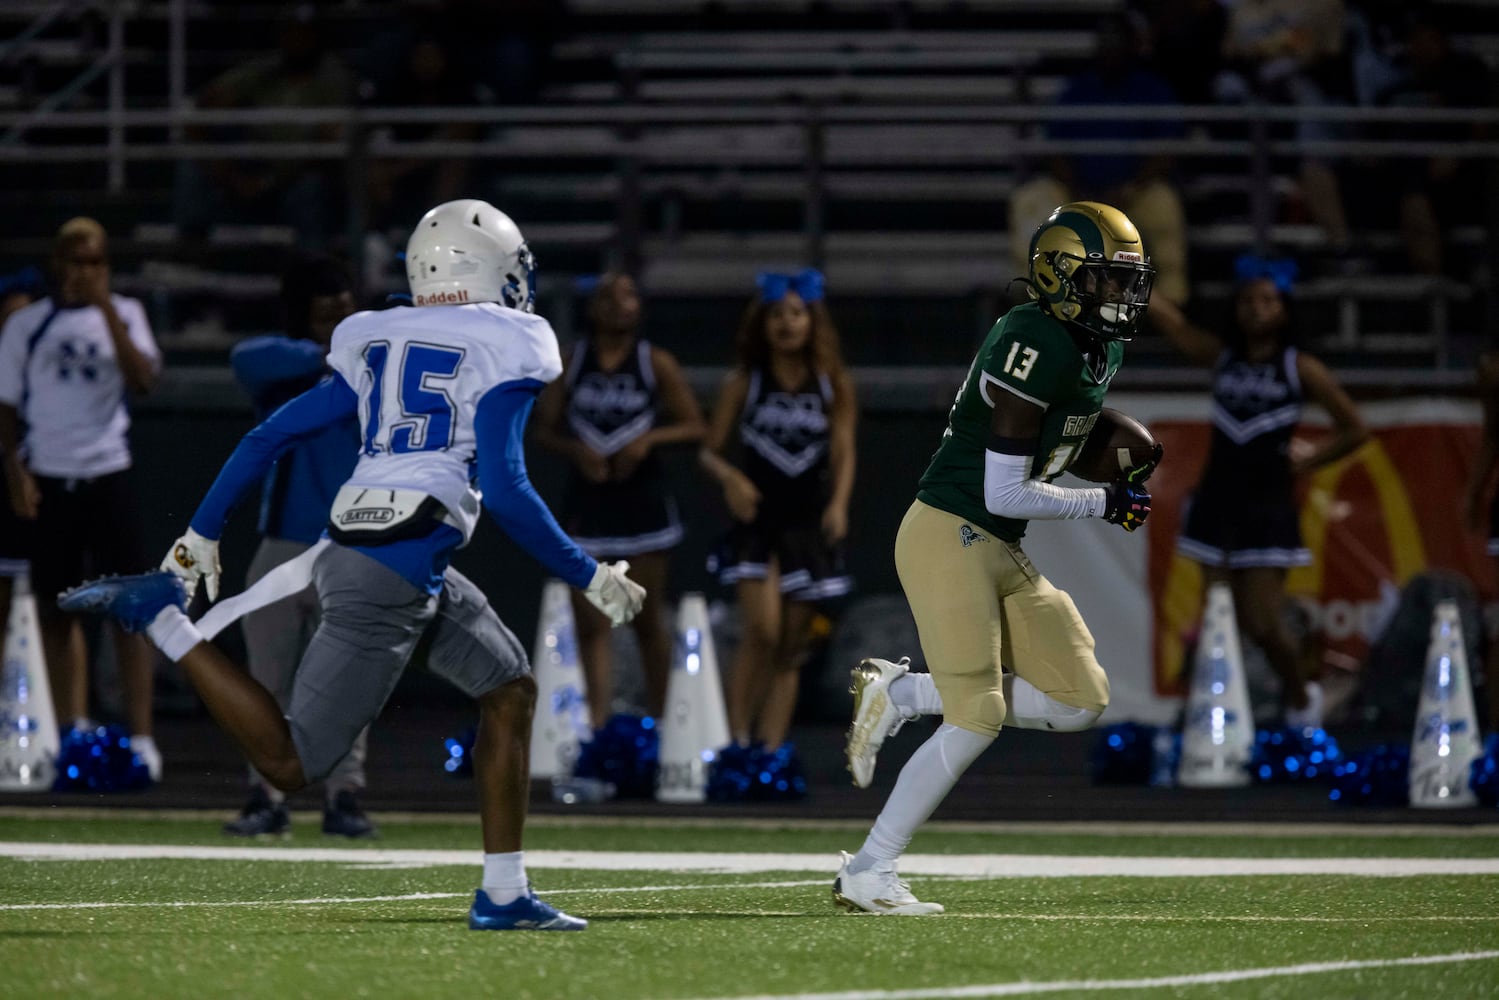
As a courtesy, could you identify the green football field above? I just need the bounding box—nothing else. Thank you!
[2,812,1498,999]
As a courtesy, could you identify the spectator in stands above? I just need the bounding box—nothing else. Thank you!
[1009,15,1190,304]
[700,269,856,765]
[362,0,564,106]
[1149,255,1368,729]
[358,32,482,233]
[0,266,47,672]
[173,6,353,248]
[1215,0,1354,264]
[1369,15,1497,277]
[453,0,565,104]
[532,274,705,728]
[1137,0,1228,107]
[223,252,375,838]
[0,219,164,779]
[1463,349,1499,733]
[1345,0,1407,108]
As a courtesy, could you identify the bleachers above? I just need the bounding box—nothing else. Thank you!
[1,0,1495,376]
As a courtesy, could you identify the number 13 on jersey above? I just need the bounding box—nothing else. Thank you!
[360,340,466,455]
[1002,342,1039,380]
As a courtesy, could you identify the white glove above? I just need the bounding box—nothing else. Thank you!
[583,560,645,626]
[160,527,221,602]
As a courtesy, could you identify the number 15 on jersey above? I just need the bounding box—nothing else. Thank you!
[360,340,466,455]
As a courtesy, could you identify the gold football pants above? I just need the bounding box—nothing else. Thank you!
[894,500,1110,737]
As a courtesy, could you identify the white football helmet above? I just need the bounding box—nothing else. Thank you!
[405,199,537,311]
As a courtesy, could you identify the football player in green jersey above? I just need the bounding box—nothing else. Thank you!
[833,202,1160,915]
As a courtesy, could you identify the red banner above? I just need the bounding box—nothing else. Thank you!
[1148,416,1490,695]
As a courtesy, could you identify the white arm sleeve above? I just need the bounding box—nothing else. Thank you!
[983,449,1108,521]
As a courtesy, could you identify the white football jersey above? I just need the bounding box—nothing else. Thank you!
[326,302,563,542]
[0,295,161,478]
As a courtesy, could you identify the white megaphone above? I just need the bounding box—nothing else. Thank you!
[527,579,591,780]
[1408,600,1482,808]
[1176,582,1254,788]
[0,572,60,790]
[655,594,730,803]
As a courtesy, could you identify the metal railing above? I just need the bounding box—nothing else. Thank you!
[4,101,1499,271]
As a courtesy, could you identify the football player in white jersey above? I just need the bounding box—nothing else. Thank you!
[60,200,644,932]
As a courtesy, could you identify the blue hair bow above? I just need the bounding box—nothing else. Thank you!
[1234,254,1298,294]
[756,267,825,304]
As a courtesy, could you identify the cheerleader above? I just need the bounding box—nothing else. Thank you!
[534,274,705,726]
[1151,257,1367,728]
[700,268,856,752]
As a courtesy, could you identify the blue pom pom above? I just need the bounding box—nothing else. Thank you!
[1470,734,1499,808]
[51,724,151,792]
[1250,727,1343,784]
[1330,743,1410,806]
[572,713,659,799]
[706,741,806,802]
[1090,722,1159,785]
[706,742,755,801]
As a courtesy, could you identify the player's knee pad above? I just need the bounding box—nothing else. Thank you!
[935,670,1006,738]
[1005,675,1104,733]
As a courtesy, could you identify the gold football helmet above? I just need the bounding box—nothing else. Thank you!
[1027,201,1155,341]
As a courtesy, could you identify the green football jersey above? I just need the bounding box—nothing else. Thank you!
[917,302,1123,542]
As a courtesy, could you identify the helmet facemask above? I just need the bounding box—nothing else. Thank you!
[501,243,538,313]
[1062,255,1154,341]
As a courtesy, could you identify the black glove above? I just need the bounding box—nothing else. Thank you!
[1102,480,1152,532]
[1123,442,1164,485]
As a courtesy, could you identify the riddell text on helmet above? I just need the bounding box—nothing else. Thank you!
[415,289,471,306]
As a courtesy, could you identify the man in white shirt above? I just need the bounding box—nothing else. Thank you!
[0,218,164,780]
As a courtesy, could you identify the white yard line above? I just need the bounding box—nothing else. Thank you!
[3,808,1496,838]
[681,950,1499,1000]
[5,887,1497,922]
[940,913,1499,923]
[4,842,1499,877]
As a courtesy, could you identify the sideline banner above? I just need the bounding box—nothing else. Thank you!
[1027,394,1486,723]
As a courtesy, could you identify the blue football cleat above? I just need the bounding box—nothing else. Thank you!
[468,889,587,931]
[58,572,187,633]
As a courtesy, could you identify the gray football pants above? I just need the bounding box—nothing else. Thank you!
[287,541,531,785]
[242,537,368,801]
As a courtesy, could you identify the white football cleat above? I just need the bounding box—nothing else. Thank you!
[832,852,944,915]
[846,656,910,788]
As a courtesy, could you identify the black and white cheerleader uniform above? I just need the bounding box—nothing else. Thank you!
[560,338,684,558]
[1179,345,1312,569]
[711,366,852,600]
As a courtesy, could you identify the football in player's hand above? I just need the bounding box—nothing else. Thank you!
[1070,408,1161,484]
